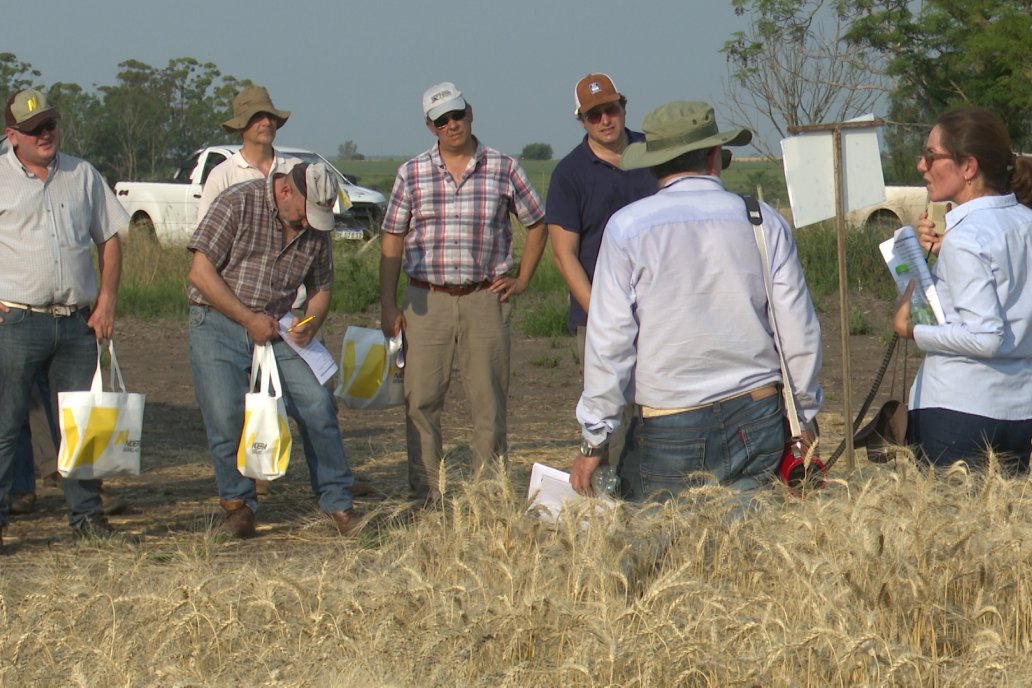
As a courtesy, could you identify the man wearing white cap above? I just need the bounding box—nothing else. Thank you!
[187,162,364,538]
[569,101,822,503]
[380,82,547,504]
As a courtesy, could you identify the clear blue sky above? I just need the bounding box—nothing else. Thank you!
[8,0,759,159]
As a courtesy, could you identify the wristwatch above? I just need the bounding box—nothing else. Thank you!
[579,438,608,457]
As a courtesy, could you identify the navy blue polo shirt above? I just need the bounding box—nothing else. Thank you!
[545,129,657,332]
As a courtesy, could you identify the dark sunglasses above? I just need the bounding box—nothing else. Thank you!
[582,103,622,124]
[22,120,58,137]
[432,109,467,129]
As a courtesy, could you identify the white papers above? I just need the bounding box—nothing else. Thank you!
[277,313,338,385]
[878,225,946,324]
[526,462,614,523]
[781,114,885,228]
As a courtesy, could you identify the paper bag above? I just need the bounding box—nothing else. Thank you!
[236,344,292,480]
[57,340,145,479]
[335,326,405,410]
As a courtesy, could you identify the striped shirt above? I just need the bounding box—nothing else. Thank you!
[0,148,127,307]
[187,176,333,317]
[381,139,545,285]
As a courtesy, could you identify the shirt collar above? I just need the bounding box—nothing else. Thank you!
[4,145,59,179]
[429,136,483,170]
[946,193,1017,230]
[659,174,726,192]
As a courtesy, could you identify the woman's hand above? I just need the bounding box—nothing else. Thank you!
[893,281,917,339]
[916,211,942,257]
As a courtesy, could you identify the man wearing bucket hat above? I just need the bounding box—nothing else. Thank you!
[569,101,823,502]
[197,85,299,221]
[188,162,364,538]
[380,81,548,504]
[0,89,129,544]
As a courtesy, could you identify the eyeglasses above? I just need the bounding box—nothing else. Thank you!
[581,104,622,124]
[432,109,467,129]
[21,120,58,137]
[919,151,953,167]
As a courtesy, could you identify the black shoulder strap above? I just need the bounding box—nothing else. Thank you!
[739,193,763,226]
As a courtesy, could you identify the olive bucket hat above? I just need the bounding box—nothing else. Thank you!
[222,86,290,133]
[621,101,751,170]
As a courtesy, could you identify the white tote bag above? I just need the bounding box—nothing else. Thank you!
[335,326,405,410]
[57,340,145,479]
[236,343,292,481]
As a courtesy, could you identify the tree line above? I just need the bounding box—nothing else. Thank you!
[724,0,1032,182]
[1,53,247,183]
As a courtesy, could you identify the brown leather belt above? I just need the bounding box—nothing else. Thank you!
[408,278,491,296]
[640,383,781,419]
[0,299,84,318]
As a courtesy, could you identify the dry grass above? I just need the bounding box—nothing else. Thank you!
[4,449,1032,686]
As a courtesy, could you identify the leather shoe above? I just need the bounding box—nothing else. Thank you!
[73,516,116,541]
[219,499,256,538]
[326,508,366,536]
[9,492,37,515]
[255,479,271,496]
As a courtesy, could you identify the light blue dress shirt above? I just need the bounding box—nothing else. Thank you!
[576,175,823,445]
[911,193,1032,419]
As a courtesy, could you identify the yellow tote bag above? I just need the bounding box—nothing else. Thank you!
[57,340,145,479]
[236,344,292,481]
[334,327,405,410]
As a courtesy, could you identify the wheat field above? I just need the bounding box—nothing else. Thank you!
[3,447,1032,687]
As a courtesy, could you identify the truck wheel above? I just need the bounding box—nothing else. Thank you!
[866,210,901,239]
[129,212,158,243]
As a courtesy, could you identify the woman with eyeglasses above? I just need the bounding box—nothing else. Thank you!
[892,106,1032,471]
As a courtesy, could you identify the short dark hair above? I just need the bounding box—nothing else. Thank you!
[649,147,712,180]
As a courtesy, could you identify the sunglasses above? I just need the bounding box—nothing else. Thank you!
[919,151,954,167]
[432,109,467,129]
[22,120,58,137]
[582,104,622,124]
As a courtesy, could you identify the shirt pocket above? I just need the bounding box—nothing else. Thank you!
[55,199,91,249]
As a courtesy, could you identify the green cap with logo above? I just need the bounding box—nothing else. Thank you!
[5,89,60,132]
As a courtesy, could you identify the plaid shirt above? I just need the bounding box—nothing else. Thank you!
[187,176,333,317]
[381,139,545,285]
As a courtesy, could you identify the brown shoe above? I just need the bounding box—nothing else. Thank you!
[9,492,37,515]
[350,477,373,497]
[255,479,271,496]
[219,499,256,539]
[73,516,116,541]
[326,508,366,536]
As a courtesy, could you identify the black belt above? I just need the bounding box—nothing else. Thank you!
[0,300,85,317]
[408,278,492,296]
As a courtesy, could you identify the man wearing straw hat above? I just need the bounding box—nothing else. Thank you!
[0,89,128,544]
[197,85,298,221]
[569,101,822,502]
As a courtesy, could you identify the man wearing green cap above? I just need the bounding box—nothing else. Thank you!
[0,88,128,543]
[569,101,823,502]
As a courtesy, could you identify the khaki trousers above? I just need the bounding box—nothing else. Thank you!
[403,285,511,500]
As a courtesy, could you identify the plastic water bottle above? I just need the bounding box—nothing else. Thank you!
[895,265,936,325]
[590,465,620,497]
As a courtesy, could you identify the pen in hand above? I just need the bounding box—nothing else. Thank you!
[288,315,315,333]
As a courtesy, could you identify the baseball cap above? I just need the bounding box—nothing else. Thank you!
[574,74,621,117]
[290,163,338,232]
[5,89,61,132]
[422,82,466,121]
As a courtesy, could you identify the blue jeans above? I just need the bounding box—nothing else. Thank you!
[618,393,786,503]
[908,407,1032,473]
[188,306,355,514]
[0,306,102,528]
[12,375,56,494]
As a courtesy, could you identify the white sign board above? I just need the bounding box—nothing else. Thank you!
[781,115,885,228]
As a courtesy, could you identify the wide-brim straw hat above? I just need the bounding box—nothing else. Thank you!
[622,101,751,170]
[222,86,290,133]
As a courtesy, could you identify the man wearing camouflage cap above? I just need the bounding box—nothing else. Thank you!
[0,89,128,544]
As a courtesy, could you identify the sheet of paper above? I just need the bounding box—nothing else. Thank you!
[780,114,885,228]
[526,462,613,523]
[278,313,338,385]
[878,225,946,324]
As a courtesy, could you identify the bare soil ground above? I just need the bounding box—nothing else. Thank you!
[2,299,921,553]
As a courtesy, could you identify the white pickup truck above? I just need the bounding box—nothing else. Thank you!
[113,145,387,245]
[845,185,949,229]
